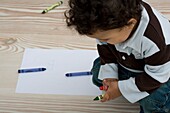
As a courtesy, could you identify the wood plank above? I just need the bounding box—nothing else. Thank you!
[0,0,169,112]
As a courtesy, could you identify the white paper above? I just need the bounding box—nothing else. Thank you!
[16,49,101,96]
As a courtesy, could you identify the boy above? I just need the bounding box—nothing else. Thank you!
[65,0,170,112]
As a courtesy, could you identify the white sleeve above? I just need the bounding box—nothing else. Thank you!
[98,63,118,80]
[118,77,149,103]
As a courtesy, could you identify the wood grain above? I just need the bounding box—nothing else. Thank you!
[0,0,169,112]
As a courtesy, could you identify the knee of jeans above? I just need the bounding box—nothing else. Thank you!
[91,57,100,74]
[91,64,102,87]
[139,91,170,113]
[92,75,103,87]
[91,57,102,87]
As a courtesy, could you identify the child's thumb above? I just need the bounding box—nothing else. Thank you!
[103,79,112,86]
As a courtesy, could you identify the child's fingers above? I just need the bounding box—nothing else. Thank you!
[100,78,118,102]
[103,78,114,82]
[104,85,108,90]
[101,93,109,102]
[101,78,115,91]
[100,81,112,102]
[99,86,108,91]
[103,78,115,86]
[103,78,117,84]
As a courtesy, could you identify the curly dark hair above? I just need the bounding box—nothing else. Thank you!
[65,0,142,35]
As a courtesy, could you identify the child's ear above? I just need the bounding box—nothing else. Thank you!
[128,18,137,25]
[127,18,137,29]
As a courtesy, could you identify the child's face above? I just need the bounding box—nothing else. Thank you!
[88,26,133,45]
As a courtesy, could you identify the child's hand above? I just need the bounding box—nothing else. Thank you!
[101,78,122,102]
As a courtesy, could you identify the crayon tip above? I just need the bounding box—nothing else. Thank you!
[41,11,46,14]
[93,96,99,101]
[99,86,104,90]
[93,94,104,101]
[42,68,46,71]
[65,73,71,77]
[99,86,108,91]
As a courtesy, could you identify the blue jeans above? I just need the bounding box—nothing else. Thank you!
[91,57,170,113]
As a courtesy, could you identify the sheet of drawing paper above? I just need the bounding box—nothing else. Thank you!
[16,49,101,96]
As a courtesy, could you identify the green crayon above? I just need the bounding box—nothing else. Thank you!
[42,1,63,14]
[93,94,104,101]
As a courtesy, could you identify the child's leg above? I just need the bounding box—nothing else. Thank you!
[91,57,103,87]
[139,80,170,113]
[140,106,144,113]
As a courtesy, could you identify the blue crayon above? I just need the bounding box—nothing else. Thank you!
[18,67,46,73]
[65,71,92,77]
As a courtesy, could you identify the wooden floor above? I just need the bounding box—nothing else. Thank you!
[0,0,170,112]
